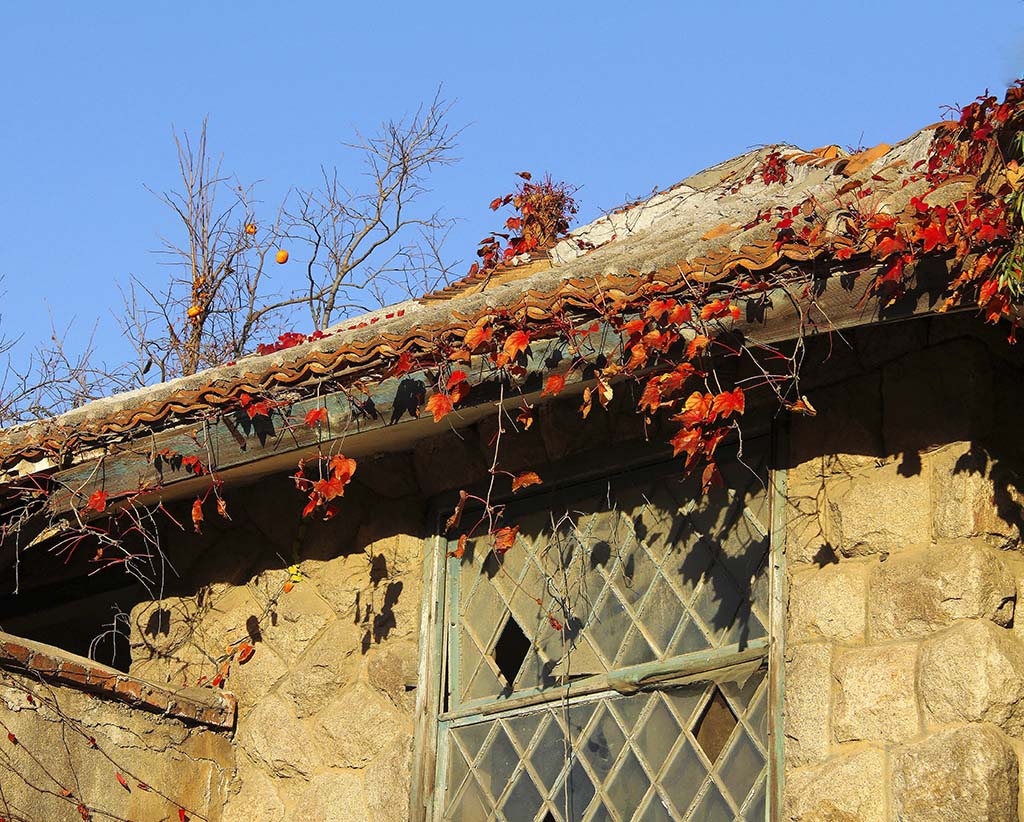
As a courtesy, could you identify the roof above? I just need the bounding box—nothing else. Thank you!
[0,120,977,475]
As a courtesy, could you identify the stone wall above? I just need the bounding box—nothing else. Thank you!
[0,655,233,822]
[784,316,1024,821]
[119,385,658,822]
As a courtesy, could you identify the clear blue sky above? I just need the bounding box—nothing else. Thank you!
[1,1,1022,374]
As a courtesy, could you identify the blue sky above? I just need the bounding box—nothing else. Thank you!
[1,1,1022,374]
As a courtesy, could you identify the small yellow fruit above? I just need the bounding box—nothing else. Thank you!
[276,249,289,264]
[245,222,257,235]
[187,305,201,319]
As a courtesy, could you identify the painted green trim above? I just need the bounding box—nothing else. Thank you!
[767,423,789,822]
[440,639,769,722]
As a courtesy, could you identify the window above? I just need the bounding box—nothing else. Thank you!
[427,439,781,821]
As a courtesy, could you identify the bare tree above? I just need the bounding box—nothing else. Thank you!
[122,93,460,380]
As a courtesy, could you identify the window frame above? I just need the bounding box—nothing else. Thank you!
[410,440,787,821]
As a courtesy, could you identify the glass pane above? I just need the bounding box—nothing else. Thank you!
[442,445,774,821]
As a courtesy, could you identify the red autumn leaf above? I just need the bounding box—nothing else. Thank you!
[313,477,346,502]
[493,525,520,555]
[874,235,907,258]
[541,373,566,397]
[426,392,454,422]
[389,351,413,377]
[547,613,563,632]
[464,324,494,351]
[686,335,711,359]
[622,318,646,338]
[639,377,665,413]
[329,454,357,482]
[237,642,255,664]
[181,455,205,475]
[446,370,468,390]
[511,471,542,492]
[115,772,130,792]
[211,674,224,688]
[179,810,189,822]
[283,580,295,593]
[662,362,697,394]
[505,216,522,230]
[217,497,230,520]
[669,427,703,460]
[517,404,534,430]
[678,392,715,425]
[449,380,470,405]
[191,498,204,534]
[920,222,949,253]
[503,330,530,363]
[448,533,469,559]
[700,299,732,320]
[646,298,677,321]
[86,490,108,513]
[305,407,328,427]
[711,388,745,419]
[626,342,648,370]
[136,782,151,791]
[701,462,723,492]
[667,302,693,325]
[7,733,16,745]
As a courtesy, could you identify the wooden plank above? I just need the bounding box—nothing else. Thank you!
[23,262,959,518]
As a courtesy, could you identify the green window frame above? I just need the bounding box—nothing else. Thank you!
[414,437,785,821]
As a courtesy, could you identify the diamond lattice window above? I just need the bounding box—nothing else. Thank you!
[432,443,777,821]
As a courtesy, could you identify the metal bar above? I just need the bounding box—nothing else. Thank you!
[440,639,769,723]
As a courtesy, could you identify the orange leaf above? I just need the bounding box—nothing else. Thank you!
[447,370,468,390]
[426,392,454,422]
[511,471,542,492]
[237,643,255,664]
[677,392,715,425]
[86,490,108,513]
[700,299,734,321]
[180,810,189,822]
[464,324,494,352]
[493,525,520,555]
[686,335,711,359]
[304,407,328,427]
[115,772,130,792]
[449,380,471,406]
[541,373,566,397]
[217,497,230,520]
[711,388,745,419]
[503,330,530,362]
[283,580,295,593]
[191,498,204,534]
[626,341,648,369]
[389,351,413,377]
[329,454,357,483]
[667,303,693,325]
[448,533,468,559]
[516,405,534,430]
[669,427,703,460]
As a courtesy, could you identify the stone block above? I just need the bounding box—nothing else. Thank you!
[237,693,316,778]
[784,746,886,821]
[784,478,836,566]
[826,462,930,557]
[892,724,1018,822]
[223,762,285,822]
[868,541,1015,640]
[292,771,369,822]
[365,733,413,822]
[931,442,1021,548]
[832,643,919,743]
[281,618,363,718]
[789,562,867,643]
[919,619,1024,735]
[784,642,832,767]
[313,682,407,769]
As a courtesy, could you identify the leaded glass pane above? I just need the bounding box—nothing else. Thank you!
[442,672,769,821]
[440,443,774,821]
